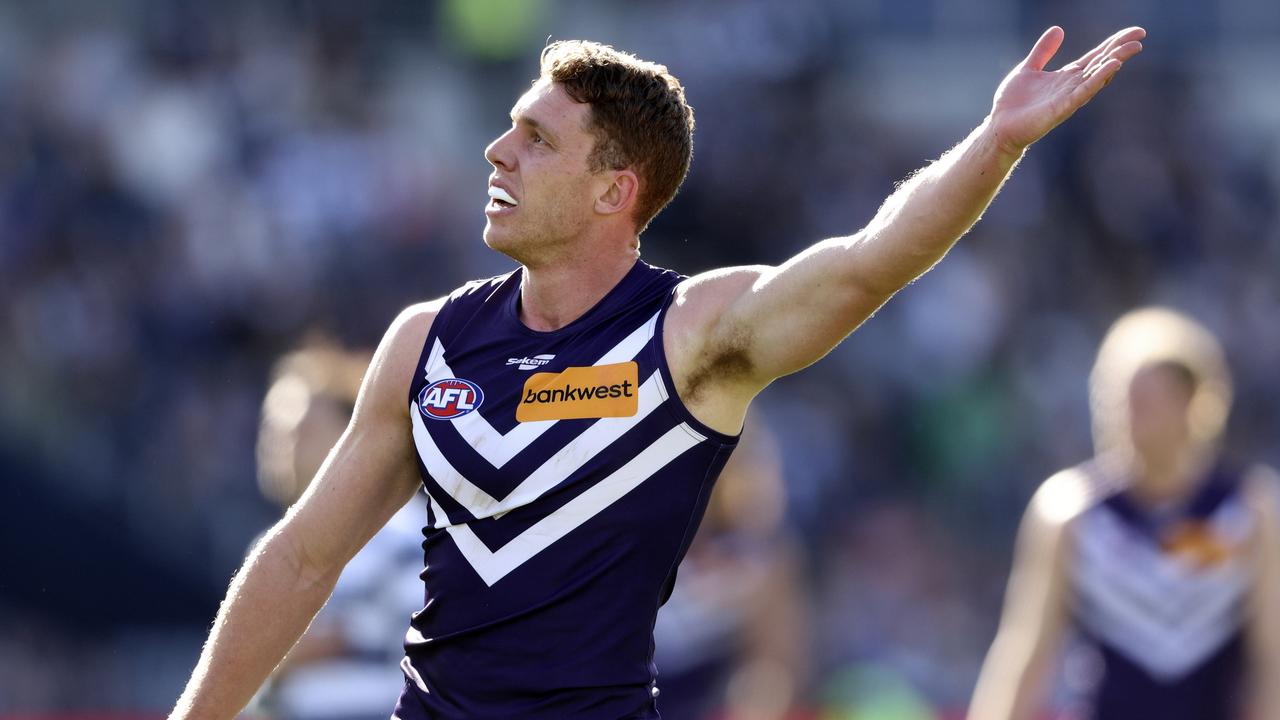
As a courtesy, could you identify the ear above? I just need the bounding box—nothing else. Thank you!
[594,169,640,219]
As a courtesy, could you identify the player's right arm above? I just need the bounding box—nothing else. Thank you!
[169,301,440,720]
[968,470,1080,720]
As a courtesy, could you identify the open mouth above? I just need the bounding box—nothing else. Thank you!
[487,186,518,213]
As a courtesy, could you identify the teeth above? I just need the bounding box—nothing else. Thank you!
[488,186,518,206]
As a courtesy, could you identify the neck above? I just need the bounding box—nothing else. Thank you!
[517,248,639,331]
[1124,442,1213,505]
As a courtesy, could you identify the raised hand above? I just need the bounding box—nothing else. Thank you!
[989,26,1145,153]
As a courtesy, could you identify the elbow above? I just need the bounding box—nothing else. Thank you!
[256,522,342,593]
[839,232,934,304]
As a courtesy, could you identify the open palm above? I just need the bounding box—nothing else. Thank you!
[990,26,1145,152]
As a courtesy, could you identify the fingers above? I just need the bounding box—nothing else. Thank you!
[1072,26,1146,72]
[1088,39,1144,76]
[1081,40,1143,87]
[1072,46,1135,105]
[1022,26,1065,72]
[1057,27,1144,116]
[1073,59,1123,104]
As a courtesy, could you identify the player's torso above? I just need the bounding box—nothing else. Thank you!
[396,261,739,720]
[1067,461,1254,720]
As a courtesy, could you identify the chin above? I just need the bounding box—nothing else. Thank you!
[483,224,526,261]
[482,222,508,250]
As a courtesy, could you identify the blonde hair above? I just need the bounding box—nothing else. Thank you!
[1089,307,1232,456]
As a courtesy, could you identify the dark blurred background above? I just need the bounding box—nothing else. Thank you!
[1,0,1277,716]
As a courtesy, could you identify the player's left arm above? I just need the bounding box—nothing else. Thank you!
[674,27,1143,405]
[1245,465,1280,719]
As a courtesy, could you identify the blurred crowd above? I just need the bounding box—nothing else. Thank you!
[1,0,1278,716]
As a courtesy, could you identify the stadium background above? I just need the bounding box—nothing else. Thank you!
[0,0,1277,716]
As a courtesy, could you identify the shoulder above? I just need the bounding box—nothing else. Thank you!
[657,266,771,432]
[386,299,445,358]
[1024,465,1109,538]
[666,266,769,352]
[358,299,446,418]
[449,272,514,303]
[423,271,517,340]
[670,266,768,317]
[665,265,768,379]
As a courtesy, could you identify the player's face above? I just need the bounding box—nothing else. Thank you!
[482,80,603,259]
[1127,363,1194,457]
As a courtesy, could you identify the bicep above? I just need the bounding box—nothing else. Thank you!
[710,235,892,385]
[276,305,435,581]
[282,416,421,581]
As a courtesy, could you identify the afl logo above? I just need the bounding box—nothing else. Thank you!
[418,378,484,420]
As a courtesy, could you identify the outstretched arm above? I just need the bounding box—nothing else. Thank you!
[667,27,1144,429]
[169,303,436,720]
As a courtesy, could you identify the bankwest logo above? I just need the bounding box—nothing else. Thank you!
[516,361,639,422]
[418,378,484,420]
[506,354,555,371]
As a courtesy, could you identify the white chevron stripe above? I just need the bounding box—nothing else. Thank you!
[423,424,703,586]
[1076,565,1183,651]
[1074,526,1182,626]
[1081,592,1241,680]
[1072,505,1253,680]
[421,310,660,469]
[1076,535,1247,631]
[1075,509,1242,618]
[1077,511,1251,615]
[411,372,665,525]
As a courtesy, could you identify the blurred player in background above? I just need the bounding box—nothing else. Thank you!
[651,416,809,720]
[172,25,1145,720]
[255,342,428,720]
[969,308,1280,720]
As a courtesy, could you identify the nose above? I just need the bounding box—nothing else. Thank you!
[485,128,516,171]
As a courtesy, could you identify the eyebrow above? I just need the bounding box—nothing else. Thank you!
[510,112,560,146]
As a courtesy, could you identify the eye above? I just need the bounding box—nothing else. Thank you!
[530,132,545,145]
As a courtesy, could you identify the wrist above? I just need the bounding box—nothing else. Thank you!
[978,115,1029,164]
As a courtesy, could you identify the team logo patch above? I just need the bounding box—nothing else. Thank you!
[418,378,484,420]
[516,361,639,422]
[1161,521,1236,569]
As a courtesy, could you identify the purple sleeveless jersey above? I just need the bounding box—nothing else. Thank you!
[1070,461,1251,720]
[392,261,739,719]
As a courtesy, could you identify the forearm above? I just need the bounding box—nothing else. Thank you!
[969,637,1048,720]
[170,527,340,720]
[849,118,1023,297]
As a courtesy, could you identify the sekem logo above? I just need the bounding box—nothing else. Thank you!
[506,354,555,371]
[418,378,485,420]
